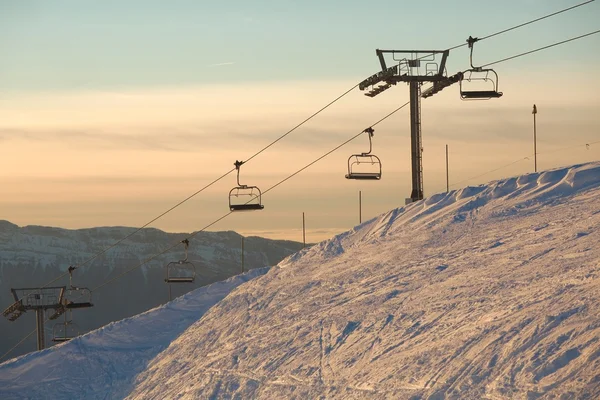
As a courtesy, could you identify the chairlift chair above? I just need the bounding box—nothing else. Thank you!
[460,36,503,100]
[64,266,93,309]
[345,128,382,180]
[229,160,265,211]
[52,321,79,342]
[52,308,79,343]
[165,239,196,284]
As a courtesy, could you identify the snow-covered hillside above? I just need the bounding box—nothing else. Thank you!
[0,268,268,399]
[1,162,599,399]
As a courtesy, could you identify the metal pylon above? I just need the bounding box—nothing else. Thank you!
[360,49,462,204]
[409,81,424,202]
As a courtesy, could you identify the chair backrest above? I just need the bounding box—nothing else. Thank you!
[346,154,382,180]
[229,185,264,211]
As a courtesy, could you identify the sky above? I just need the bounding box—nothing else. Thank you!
[1,0,599,242]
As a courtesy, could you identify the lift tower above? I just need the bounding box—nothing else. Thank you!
[3,267,94,351]
[360,49,462,203]
[2,287,66,350]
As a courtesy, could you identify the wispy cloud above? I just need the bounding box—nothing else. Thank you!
[0,128,195,152]
[208,62,235,67]
[0,125,347,153]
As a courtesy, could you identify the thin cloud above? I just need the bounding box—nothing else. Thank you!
[208,62,236,67]
[0,128,200,152]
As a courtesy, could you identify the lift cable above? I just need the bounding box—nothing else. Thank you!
[39,83,359,290]
[0,312,53,363]
[39,169,235,289]
[91,102,410,294]
[418,0,595,60]
[447,140,600,190]
[440,29,600,189]
[539,140,600,156]
[259,103,409,197]
[244,85,359,164]
[0,329,37,362]
[481,28,600,68]
[450,158,530,189]
[473,0,595,45]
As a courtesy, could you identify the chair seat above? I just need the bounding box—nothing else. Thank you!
[52,337,74,343]
[461,90,503,99]
[230,204,264,211]
[165,277,195,283]
[66,302,93,309]
[345,173,381,180]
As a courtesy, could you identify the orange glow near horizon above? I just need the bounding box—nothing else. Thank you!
[1,75,599,242]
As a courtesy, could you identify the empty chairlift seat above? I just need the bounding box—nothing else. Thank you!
[460,69,503,100]
[165,261,196,283]
[460,36,503,100]
[64,287,93,308]
[229,186,264,211]
[64,266,93,309]
[229,160,265,211]
[165,239,196,284]
[52,318,79,343]
[345,127,382,180]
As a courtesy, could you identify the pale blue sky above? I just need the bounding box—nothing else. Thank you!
[1,1,599,241]
[1,0,599,90]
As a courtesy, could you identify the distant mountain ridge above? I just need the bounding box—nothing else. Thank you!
[0,222,305,360]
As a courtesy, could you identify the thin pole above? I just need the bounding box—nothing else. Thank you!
[302,212,306,248]
[359,190,362,224]
[35,309,45,351]
[532,104,538,172]
[445,144,449,193]
[241,236,244,273]
[168,283,172,302]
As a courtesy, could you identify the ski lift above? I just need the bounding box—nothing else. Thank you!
[460,36,503,100]
[165,239,196,284]
[52,309,79,343]
[64,266,93,309]
[345,127,382,180]
[229,160,264,211]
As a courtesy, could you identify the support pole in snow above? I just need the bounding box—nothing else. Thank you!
[359,190,362,224]
[302,212,306,248]
[35,309,45,351]
[446,144,449,193]
[532,104,538,172]
[241,236,244,273]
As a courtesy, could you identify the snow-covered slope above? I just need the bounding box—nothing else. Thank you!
[2,162,599,399]
[0,268,268,399]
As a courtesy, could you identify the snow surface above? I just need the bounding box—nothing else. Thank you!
[0,268,268,399]
[1,162,600,399]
